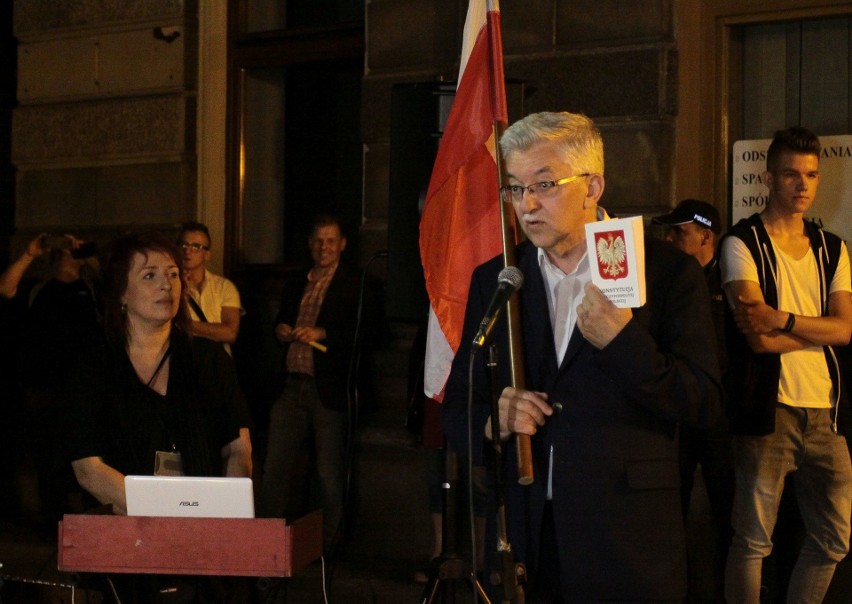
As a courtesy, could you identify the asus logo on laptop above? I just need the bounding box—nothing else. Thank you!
[179,501,200,507]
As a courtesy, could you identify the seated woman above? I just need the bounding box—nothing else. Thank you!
[66,231,251,515]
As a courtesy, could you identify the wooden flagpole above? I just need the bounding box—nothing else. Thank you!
[487,1,533,485]
[493,122,534,486]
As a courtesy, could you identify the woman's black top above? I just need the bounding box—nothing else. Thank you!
[66,331,245,477]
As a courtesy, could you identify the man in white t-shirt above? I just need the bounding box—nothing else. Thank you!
[720,126,852,603]
[178,222,244,355]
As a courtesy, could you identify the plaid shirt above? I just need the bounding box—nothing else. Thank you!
[286,263,337,375]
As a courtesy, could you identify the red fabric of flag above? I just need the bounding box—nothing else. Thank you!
[419,0,507,399]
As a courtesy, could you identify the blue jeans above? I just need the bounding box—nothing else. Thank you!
[725,404,852,603]
[258,377,347,550]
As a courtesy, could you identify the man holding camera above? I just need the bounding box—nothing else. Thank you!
[19,234,103,525]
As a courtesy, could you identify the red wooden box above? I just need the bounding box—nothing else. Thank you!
[57,511,322,577]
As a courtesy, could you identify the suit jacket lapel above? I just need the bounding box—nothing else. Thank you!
[559,325,587,373]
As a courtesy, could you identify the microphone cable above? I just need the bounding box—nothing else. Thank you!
[324,249,388,588]
[467,350,481,604]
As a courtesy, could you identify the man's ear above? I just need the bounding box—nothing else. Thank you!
[583,173,605,209]
[340,237,347,251]
[762,170,774,192]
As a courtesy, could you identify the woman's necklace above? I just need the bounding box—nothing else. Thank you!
[146,345,172,388]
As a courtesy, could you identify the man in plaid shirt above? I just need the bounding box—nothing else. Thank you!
[258,214,362,553]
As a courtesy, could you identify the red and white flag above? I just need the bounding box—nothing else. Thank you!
[419,0,508,400]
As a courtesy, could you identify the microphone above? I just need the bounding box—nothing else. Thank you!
[471,266,524,349]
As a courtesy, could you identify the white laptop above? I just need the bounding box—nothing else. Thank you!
[124,475,255,518]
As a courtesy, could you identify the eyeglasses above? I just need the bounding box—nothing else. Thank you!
[179,242,210,252]
[500,174,589,203]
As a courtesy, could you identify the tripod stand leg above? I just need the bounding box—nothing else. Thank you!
[421,557,493,604]
[419,447,496,603]
[420,575,445,604]
[472,577,492,603]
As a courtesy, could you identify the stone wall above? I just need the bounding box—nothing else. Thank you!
[12,0,198,243]
[362,0,677,258]
[12,0,678,260]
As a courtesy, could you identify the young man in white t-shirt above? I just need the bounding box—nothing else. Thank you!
[720,126,852,603]
[178,221,244,355]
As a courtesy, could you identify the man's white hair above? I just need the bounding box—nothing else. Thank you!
[500,111,604,176]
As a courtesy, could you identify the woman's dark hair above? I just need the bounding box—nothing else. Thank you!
[102,230,190,346]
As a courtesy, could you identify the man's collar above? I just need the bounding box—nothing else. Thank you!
[309,262,339,282]
[186,266,206,292]
[537,246,590,278]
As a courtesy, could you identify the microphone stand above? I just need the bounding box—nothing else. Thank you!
[484,343,526,603]
[419,447,491,604]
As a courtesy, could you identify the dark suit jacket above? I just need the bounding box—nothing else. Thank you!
[443,238,722,601]
[276,263,361,411]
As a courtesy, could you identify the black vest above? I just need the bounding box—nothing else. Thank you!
[722,213,847,435]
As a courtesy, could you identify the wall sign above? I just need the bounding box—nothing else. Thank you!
[732,135,852,244]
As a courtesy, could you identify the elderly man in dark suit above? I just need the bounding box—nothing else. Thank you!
[258,214,361,553]
[442,111,722,602]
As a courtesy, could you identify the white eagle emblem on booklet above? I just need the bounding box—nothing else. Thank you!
[595,231,628,279]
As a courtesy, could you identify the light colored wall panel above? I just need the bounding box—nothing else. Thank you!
[11,0,199,254]
[15,163,194,229]
[12,96,189,168]
[18,26,187,102]
[99,26,186,94]
[18,37,98,101]
[14,0,186,37]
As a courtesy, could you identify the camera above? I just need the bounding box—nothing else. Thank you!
[41,234,69,250]
[41,234,98,259]
[71,241,98,259]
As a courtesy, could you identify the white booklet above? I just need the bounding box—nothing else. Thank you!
[585,215,646,308]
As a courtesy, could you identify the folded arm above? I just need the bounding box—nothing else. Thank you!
[191,306,241,344]
[725,280,852,352]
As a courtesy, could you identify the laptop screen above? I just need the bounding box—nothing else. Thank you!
[124,475,255,518]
